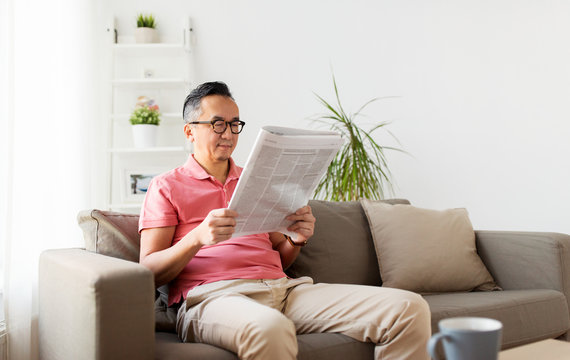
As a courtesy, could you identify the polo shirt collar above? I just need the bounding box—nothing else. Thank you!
[183,154,241,182]
[226,158,241,181]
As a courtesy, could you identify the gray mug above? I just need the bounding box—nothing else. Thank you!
[427,317,502,360]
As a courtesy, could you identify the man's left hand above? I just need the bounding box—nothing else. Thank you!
[286,205,316,243]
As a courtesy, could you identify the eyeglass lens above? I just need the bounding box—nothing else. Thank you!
[212,120,243,134]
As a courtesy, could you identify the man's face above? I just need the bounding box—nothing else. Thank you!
[185,95,240,166]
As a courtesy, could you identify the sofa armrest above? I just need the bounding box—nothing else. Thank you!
[39,248,155,360]
[476,230,570,309]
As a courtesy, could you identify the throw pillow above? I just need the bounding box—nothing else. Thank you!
[77,209,141,262]
[360,200,500,293]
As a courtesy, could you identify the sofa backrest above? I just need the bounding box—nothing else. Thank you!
[77,199,411,286]
[286,199,410,286]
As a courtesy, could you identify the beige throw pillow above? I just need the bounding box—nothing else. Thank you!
[360,200,499,293]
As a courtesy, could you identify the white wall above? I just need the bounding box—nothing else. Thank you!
[101,0,570,234]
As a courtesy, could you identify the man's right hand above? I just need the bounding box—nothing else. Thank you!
[194,208,238,246]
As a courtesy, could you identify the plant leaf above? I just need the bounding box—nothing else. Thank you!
[311,72,408,201]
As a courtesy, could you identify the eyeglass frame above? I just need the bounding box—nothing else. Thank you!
[188,119,246,134]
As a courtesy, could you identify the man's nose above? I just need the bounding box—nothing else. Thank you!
[221,123,233,138]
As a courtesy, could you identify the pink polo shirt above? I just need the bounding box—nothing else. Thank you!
[139,155,286,306]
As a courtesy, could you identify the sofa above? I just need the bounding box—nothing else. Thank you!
[38,199,570,360]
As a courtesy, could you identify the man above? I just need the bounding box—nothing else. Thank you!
[139,81,431,360]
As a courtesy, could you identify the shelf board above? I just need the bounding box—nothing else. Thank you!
[111,113,183,123]
[112,78,189,87]
[107,202,142,214]
[110,146,187,154]
[112,43,189,56]
[109,203,142,211]
[114,43,184,49]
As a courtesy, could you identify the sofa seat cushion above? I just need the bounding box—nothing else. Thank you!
[155,332,237,360]
[296,333,374,360]
[424,289,570,349]
[155,332,374,360]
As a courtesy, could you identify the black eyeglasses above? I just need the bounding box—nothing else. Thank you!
[189,119,246,134]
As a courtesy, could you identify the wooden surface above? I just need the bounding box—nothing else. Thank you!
[498,339,570,360]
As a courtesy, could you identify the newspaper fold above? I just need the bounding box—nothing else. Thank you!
[228,126,343,238]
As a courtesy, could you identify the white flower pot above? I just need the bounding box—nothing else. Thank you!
[135,27,157,43]
[132,124,158,148]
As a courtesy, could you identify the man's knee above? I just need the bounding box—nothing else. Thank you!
[240,310,296,344]
[377,291,431,359]
[238,310,297,359]
[393,290,431,327]
[402,291,430,318]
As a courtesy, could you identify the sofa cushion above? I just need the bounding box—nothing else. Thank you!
[296,333,374,360]
[155,332,374,360]
[360,201,499,293]
[424,289,570,349]
[286,199,410,285]
[155,332,238,359]
[77,209,141,262]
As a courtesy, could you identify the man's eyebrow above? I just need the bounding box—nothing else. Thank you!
[210,115,240,122]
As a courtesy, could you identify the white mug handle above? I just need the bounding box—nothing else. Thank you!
[427,333,450,360]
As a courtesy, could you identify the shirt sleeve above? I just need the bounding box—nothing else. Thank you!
[138,176,179,232]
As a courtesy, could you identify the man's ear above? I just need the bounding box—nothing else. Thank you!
[184,123,194,142]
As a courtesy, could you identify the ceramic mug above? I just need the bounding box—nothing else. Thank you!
[427,317,503,360]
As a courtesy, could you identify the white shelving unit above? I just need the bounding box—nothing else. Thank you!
[112,78,188,86]
[111,112,182,122]
[105,18,194,213]
[109,146,186,154]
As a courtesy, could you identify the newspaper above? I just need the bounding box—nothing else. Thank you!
[228,126,343,238]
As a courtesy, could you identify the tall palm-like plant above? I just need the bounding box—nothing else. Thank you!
[313,75,404,201]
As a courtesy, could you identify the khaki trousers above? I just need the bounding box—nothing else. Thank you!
[176,277,430,360]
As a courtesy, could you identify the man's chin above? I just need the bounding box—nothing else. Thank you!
[215,147,234,160]
[214,151,232,162]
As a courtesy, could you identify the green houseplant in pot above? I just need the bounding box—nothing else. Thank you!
[312,75,404,201]
[135,13,157,43]
[130,96,161,148]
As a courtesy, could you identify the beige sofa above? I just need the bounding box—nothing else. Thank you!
[38,199,570,360]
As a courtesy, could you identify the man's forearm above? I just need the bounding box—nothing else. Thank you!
[140,208,238,286]
[140,232,203,286]
[270,232,302,270]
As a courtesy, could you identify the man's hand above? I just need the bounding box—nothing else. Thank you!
[286,205,315,243]
[194,208,238,246]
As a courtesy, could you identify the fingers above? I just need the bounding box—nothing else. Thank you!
[207,209,237,228]
[207,209,238,227]
[210,208,239,218]
[287,216,314,231]
[199,208,239,246]
[287,222,313,237]
[286,205,315,241]
[286,205,314,222]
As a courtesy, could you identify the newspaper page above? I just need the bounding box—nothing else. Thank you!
[228,126,343,238]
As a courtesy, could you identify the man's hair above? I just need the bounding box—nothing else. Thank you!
[182,81,234,123]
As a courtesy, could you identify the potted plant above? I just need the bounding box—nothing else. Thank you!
[312,74,405,201]
[130,96,161,148]
[135,14,157,43]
